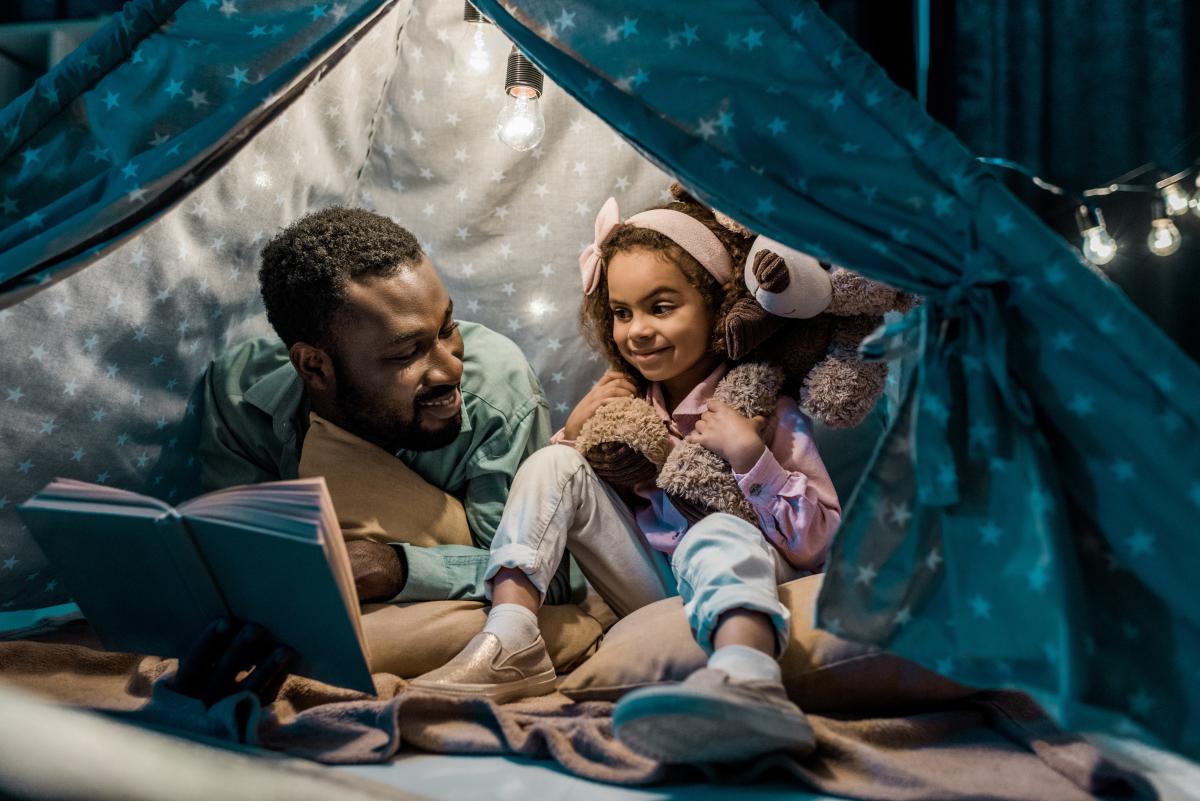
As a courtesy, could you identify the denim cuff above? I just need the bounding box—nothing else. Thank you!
[484,543,551,604]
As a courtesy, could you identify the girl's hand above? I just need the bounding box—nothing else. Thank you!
[686,399,767,473]
[563,370,638,440]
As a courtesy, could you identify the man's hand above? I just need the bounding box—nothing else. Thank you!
[563,371,638,440]
[346,539,406,602]
[172,618,294,708]
[685,399,767,473]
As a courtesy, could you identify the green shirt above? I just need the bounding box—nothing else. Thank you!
[198,321,577,604]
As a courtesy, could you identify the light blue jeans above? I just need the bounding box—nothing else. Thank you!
[485,445,792,655]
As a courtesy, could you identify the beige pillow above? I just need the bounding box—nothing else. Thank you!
[298,411,613,675]
[362,589,614,677]
[299,412,472,547]
[560,573,973,712]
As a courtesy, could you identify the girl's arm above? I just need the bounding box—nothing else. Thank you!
[732,397,842,571]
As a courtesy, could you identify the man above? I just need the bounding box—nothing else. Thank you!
[199,207,574,605]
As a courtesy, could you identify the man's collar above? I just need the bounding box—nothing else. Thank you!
[244,360,305,420]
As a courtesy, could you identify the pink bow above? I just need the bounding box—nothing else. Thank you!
[579,197,621,295]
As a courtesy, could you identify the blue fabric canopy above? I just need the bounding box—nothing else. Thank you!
[1,0,1198,758]
[0,0,397,305]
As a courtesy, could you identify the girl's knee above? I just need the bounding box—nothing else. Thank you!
[524,443,587,473]
[672,513,776,585]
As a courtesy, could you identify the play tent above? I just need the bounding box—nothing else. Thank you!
[1,0,1198,763]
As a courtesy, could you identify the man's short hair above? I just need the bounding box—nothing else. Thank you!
[259,207,423,348]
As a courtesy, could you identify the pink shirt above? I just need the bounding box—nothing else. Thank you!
[554,363,841,571]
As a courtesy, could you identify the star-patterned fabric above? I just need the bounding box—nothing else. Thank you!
[467,0,1200,756]
[0,0,1197,760]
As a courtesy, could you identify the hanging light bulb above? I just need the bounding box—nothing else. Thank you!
[496,46,545,152]
[1075,204,1118,266]
[1190,173,1200,218]
[1147,197,1182,257]
[462,2,493,75]
[1160,179,1190,217]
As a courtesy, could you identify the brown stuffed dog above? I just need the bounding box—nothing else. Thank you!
[574,184,917,523]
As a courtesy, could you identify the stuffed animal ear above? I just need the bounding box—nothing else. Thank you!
[825,266,916,316]
[744,235,832,320]
[668,181,754,237]
[711,209,753,237]
[667,181,704,207]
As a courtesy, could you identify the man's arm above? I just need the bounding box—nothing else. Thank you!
[388,395,577,604]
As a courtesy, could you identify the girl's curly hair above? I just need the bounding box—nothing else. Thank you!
[579,186,755,388]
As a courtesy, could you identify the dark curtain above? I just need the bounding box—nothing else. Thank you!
[950,0,1200,361]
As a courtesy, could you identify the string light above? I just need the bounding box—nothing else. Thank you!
[461,2,493,75]
[979,155,1199,265]
[1162,180,1191,216]
[1076,205,1118,266]
[1147,197,1182,257]
[496,46,545,151]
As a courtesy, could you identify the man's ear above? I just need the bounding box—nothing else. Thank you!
[289,342,335,393]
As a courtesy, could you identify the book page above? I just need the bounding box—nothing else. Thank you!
[182,478,373,693]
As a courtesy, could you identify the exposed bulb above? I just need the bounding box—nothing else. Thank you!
[466,26,490,74]
[1080,226,1118,265]
[1162,182,1190,216]
[1147,218,1181,257]
[496,88,545,151]
[1190,193,1200,219]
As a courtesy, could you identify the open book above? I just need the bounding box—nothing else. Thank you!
[17,477,373,694]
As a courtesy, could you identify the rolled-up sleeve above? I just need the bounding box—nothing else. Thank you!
[733,398,841,571]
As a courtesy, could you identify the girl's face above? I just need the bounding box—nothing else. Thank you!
[605,248,716,387]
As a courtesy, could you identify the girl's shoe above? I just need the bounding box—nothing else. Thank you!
[613,668,816,763]
[408,632,556,704]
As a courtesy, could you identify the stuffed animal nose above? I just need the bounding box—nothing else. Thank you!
[752,249,791,293]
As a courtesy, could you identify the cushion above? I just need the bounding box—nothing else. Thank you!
[298,413,472,547]
[560,573,973,712]
[298,411,614,676]
[362,588,614,677]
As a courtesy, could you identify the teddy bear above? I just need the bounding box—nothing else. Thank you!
[573,185,917,525]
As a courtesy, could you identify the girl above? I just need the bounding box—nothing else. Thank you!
[412,191,841,763]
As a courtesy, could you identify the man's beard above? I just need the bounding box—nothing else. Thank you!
[329,354,463,454]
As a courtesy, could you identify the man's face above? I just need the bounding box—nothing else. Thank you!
[325,259,465,454]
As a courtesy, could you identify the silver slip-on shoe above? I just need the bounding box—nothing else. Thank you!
[613,668,816,763]
[408,632,557,704]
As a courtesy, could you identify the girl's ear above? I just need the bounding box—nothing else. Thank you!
[289,342,336,393]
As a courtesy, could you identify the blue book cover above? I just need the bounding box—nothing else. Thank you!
[18,478,374,694]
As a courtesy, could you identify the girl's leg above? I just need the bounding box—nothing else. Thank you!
[485,444,676,617]
[412,445,674,701]
[670,512,791,658]
[613,513,815,763]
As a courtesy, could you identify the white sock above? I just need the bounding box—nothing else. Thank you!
[483,603,540,652]
[708,644,782,684]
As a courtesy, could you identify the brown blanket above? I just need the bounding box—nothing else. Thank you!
[0,636,1153,801]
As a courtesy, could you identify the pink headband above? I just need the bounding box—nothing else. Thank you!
[579,196,734,295]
